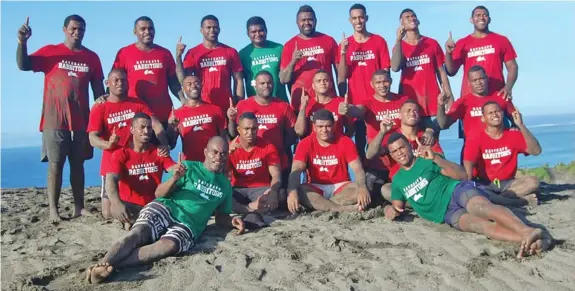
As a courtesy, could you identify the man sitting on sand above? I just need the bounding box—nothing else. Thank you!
[103,113,178,229]
[228,112,284,214]
[384,132,547,258]
[286,109,371,213]
[86,136,245,284]
[463,102,541,207]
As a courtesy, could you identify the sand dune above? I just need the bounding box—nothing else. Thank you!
[2,175,575,291]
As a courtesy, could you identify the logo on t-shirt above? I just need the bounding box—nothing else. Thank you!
[256,114,278,129]
[133,60,164,72]
[301,46,325,61]
[107,110,136,126]
[470,106,482,117]
[182,114,213,128]
[467,45,495,62]
[59,60,89,75]
[376,109,400,121]
[403,176,429,202]
[313,155,338,169]
[236,158,263,171]
[128,162,159,182]
[194,180,223,201]
[405,54,430,71]
[350,50,375,63]
[482,147,511,165]
[251,54,279,67]
[200,56,227,72]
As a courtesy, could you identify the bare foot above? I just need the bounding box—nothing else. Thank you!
[521,194,538,207]
[85,263,114,284]
[517,228,543,258]
[123,222,132,231]
[73,207,94,218]
[49,209,63,224]
[528,236,552,256]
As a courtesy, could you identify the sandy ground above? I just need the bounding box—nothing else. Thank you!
[2,170,575,291]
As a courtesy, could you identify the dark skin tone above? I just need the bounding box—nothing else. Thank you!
[17,17,105,223]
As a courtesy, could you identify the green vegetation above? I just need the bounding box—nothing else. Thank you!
[518,161,575,183]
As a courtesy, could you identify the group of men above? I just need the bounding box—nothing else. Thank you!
[16,3,549,285]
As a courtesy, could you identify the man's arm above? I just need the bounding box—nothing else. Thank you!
[233,72,245,102]
[151,116,170,148]
[16,42,33,71]
[436,66,453,103]
[269,164,282,193]
[175,51,186,85]
[434,154,468,180]
[503,60,518,94]
[337,56,348,96]
[349,158,367,189]
[366,130,388,160]
[104,173,122,204]
[346,104,366,119]
[155,172,181,198]
[88,131,113,150]
[462,161,475,180]
[517,123,541,156]
[287,161,306,193]
[390,38,404,72]
[168,74,185,103]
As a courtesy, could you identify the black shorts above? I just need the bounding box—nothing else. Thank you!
[365,168,390,193]
[443,181,490,230]
[233,187,270,205]
[132,201,195,254]
[41,130,92,163]
[475,178,515,194]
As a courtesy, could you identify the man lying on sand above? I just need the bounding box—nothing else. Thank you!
[383,132,547,258]
[86,136,246,284]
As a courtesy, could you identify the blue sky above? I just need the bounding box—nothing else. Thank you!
[2,1,574,148]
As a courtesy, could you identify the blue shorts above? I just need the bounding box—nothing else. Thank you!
[443,181,490,230]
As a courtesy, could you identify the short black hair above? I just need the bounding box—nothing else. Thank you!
[386,132,409,148]
[401,99,420,109]
[472,5,490,17]
[64,15,85,28]
[314,69,330,78]
[246,16,267,31]
[134,16,153,28]
[254,70,273,80]
[132,112,151,126]
[399,8,416,20]
[312,109,335,124]
[297,5,316,19]
[372,69,391,80]
[349,3,366,14]
[467,65,487,78]
[481,101,500,113]
[108,68,127,78]
[201,15,219,27]
[238,112,257,123]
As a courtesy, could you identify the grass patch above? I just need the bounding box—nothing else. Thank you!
[518,160,575,183]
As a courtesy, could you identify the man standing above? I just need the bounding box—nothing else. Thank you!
[279,5,340,112]
[229,112,284,214]
[391,9,453,125]
[85,136,245,284]
[287,110,371,213]
[112,16,182,125]
[87,69,170,220]
[179,15,244,113]
[463,102,541,206]
[16,15,106,223]
[239,16,288,103]
[337,3,391,158]
[167,75,228,162]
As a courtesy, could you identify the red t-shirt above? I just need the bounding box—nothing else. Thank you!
[384,129,445,179]
[228,139,281,188]
[112,44,177,122]
[108,146,176,206]
[336,34,390,104]
[174,103,227,162]
[303,97,348,136]
[280,33,338,111]
[395,36,445,117]
[463,129,527,182]
[452,32,517,97]
[294,134,358,184]
[447,93,516,139]
[87,98,154,175]
[360,93,409,142]
[30,43,104,131]
[236,97,296,169]
[182,43,243,113]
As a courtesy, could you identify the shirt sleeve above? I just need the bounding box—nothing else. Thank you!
[182,49,194,71]
[343,137,360,162]
[29,45,52,73]
[511,130,528,155]
[500,36,518,62]
[108,149,125,175]
[111,48,124,69]
[162,156,177,172]
[284,105,297,127]
[293,137,309,163]
[280,40,293,70]
[140,101,155,117]
[378,36,391,70]
[216,107,227,130]
[434,39,446,70]
[165,50,177,78]
[218,181,234,214]
[265,144,281,166]
[86,104,104,133]
[462,137,481,163]
[504,100,517,117]
[229,48,243,73]
[90,53,105,83]
[446,97,466,121]
[390,181,406,201]
[329,37,338,65]
[451,38,465,69]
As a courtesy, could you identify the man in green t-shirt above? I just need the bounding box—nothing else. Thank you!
[86,136,245,284]
[239,16,288,103]
[384,132,547,258]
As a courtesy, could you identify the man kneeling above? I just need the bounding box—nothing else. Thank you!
[384,132,547,258]
[229,112,284,213]
[287,109,371,213]
[86,136,245,284]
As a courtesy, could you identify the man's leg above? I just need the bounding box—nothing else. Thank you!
[232,187,269,214]
[298,184,358,212]
[100,176,112,219]
[499,177,540,201]
[70,131,92,218]
[477,179,538,207]
[42,130,70,223]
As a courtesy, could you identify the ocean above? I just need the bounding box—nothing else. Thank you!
[2,113,574,189]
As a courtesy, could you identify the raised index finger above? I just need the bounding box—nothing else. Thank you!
[25,16,29,26]
[178,36,182,43]
[448,31,452,41]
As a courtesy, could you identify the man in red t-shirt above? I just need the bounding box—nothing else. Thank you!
[436,65,516,161]
[178,15,244,114]
[337,4,391,159]
[167,75,228,162]
[279,5,340,112]
[112,17,183,125]
[228,112,284,214]
[104,113,181,229]
[16,15,106,223]
[87,69,170,219]
[390,9,453,125]
[463,102,541,207]
[232,71,297,186]
[366,100,444,203]
[286,109,371,213]
[295,70,351,138]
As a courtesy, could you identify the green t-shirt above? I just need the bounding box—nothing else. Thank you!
[239,40,288,103]
[390,157,460,223]
[156,161,232,240]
